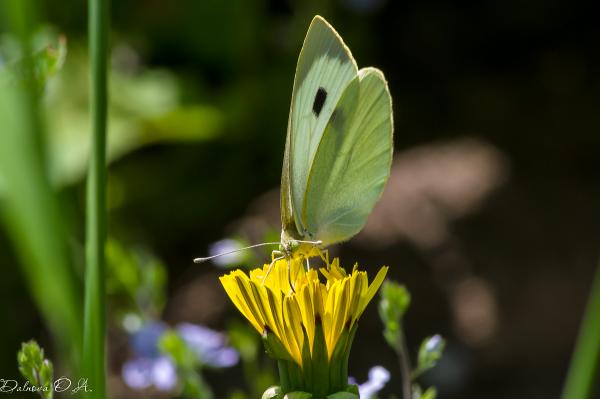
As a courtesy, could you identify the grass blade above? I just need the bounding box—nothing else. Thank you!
[561,263,600,399]
[82,0,109,397]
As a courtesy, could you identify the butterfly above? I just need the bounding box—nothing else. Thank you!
[195,16,393,274]
[277,16,393,259]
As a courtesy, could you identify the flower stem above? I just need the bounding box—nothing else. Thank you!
[82,0,109,397]
[396,332,413,399]
[561,263,600,399]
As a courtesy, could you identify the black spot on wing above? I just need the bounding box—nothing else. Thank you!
[313,87,327,117]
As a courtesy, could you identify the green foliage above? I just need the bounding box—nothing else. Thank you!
[413,335,446,379]
[159,330,214,399]
[261,387,359,399]
[378,280,445,399]
[0,0,82,365]
[106,238,167,316]
[412,386,437,399]
[326,392,359,399]
[17,340,54,399]
[228,321,260,363]
[561,264,600,399]
[378,281,411,351]
[229,321,277,399]
[43,46,225,188]
[0,28,66,95]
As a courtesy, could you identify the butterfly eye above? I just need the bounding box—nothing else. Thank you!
[312,87,327,117]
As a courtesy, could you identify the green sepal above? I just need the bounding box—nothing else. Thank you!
[311,318,330,399]
[262,385,282,399]
[301,328,314,389]
[328,326,350,392]
[278,361,291,393]
[263,329,295,362]
[284,392,313,399]
[340,324,358,390]
[326,392,359,399]
[286,360,305,392]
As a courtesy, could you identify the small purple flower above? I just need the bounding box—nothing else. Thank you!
[353,366,391,399]
[122,320,239,391]
[152,357,178,391]
[122,356,177,391]
[130,320,166,358]
[177,323,239,368]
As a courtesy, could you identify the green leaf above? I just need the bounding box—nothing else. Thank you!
[159,330,196,369]
[421,387,437,399]
[41,47,225,188]
[414,335,445,379]
[378,281,411,350]
[159,330,215,399]
[228,321,259,363]
[105,238,167,315]
[412,385,437,399]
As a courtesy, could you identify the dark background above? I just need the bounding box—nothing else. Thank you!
[1,0,599,398]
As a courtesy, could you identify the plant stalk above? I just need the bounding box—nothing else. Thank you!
[396,332,412,399]
[82,0,109,397]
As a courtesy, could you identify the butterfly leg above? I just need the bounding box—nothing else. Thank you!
[262,252,284,284]
[305,257,310,271]
[287,257,296,294]
[318,248,330,267]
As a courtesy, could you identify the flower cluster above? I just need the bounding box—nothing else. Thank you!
[220,252,387,398]
[122,321,238,391]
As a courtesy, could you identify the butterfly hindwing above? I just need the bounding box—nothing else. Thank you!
[283,16,358,237]
[301,67,394,246]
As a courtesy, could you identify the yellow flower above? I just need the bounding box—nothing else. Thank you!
[219,254,388,368]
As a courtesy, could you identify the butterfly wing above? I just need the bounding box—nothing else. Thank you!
[281,16,358,238]
[301,67,394,246]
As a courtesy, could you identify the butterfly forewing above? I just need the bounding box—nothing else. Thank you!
[301,67,394,246]
[284,16,358,237]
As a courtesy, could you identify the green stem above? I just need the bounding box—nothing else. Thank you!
[396,332,412,399]
[82,0,109,397]
[561,263,600,399]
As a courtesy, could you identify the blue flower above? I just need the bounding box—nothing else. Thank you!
[351,366,391,399]
[121,320,239,391]
[122,355,177,391]
[176,323,239,368]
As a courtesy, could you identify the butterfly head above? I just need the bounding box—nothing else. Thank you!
[279,229,322,259]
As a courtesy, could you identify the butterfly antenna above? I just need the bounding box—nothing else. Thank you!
[193,242,280,263]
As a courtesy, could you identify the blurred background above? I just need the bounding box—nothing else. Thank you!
[1,0,599,398]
